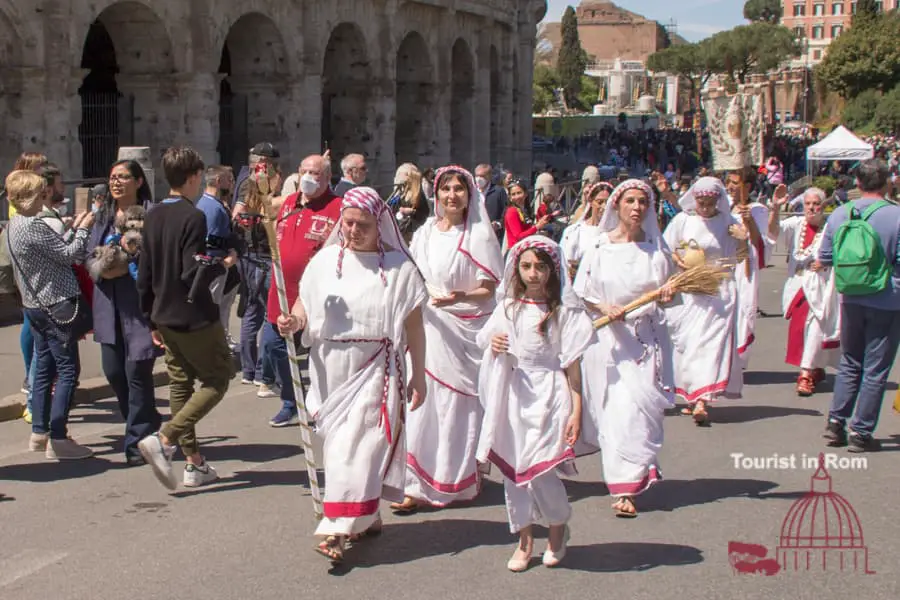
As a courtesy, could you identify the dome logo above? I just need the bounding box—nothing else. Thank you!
[728,452,875,576]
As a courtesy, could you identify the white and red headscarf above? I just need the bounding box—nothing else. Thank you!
[677,176,730,216]
[325,186,416,286]
[500,235,580,309]
[433,165,504,283]
[596,178,662,243]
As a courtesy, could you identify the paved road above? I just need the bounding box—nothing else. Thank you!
[1,264,898,600]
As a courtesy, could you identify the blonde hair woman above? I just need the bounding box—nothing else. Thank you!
[390,163,429,241]
[6,170,96,460]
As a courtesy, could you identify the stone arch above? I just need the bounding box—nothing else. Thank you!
[218,12,290,170]
[489,45,500,165]
[321,22,374,176]
[78,1,175,178]
[395,31,435,168]
[450,38,475,168]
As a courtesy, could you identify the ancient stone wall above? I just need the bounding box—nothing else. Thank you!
[0,0,545,195]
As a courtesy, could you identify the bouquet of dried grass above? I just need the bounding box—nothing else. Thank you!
[593,261,733,329]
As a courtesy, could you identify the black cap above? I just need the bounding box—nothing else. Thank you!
[250,142,280,158]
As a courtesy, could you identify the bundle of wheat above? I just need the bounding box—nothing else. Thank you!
[593,262,732,329]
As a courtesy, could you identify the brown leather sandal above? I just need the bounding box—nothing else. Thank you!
[612,496,638,518]
[692,400,709,426]
[314,536,345,563]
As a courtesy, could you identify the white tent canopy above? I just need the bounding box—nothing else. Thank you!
[806,125,874,162]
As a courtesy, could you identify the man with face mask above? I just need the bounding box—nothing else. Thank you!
[261,154,343,427]
[475,163,507,240]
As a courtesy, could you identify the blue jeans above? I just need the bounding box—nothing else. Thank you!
[25,308,81,439]
[21,310,34,376]
[100,320,162,459]
[260,323,306,412]
[829,302,900,437]
[239,258,273,383]
[26,345,36,414]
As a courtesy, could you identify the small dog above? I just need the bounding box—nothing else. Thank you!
[87,205,145,281]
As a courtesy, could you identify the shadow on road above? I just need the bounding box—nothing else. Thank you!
[711,405,822,424]
[641,477,781,513]
[0,493,14,502]
[743,371,804,386]
[564,478,610,502]
[170,467,311,498]
[329,518,513,574]
[560,541,703,572]
[0,457,116,482]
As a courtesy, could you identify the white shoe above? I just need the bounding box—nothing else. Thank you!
[542,526,570,567]
[138,433,177,490]
[241,378,255,385]
[29,433,48,452]
[46,438,93,460]
[257,384,280,398]
[183,462,219,487]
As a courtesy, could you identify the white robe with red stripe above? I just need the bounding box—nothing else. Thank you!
[732,202,770,370]
[573,233,674,497]
[475,301,594,487]
[300,245,427,537]
[663,211,742,403]
[404,220,498,505]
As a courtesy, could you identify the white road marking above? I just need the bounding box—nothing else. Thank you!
[0,549,68,588]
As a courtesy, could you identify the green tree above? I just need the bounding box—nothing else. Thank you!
[577,75,600,110]
[709,23,800,84]
[854,0,881,21]
[841,89,880,131]
[874,85,900,134]
[816,12,900,97]
[532,64,560,113]
[556,6,588,109]
[647,41,721,110]
[743,0,782,24]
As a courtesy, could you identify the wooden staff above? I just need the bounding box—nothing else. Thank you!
[256,166,323,521]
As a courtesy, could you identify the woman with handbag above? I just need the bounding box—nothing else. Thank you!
[5,170,95,460]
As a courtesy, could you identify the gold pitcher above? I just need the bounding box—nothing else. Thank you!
[678,239,707,269]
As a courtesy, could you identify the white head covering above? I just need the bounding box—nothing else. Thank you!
[433,165,503,283]
[677,176,730,216]
[573,180,614,223]
[324,186,417,286]
[596,178,662,243]
[500,235,580,308]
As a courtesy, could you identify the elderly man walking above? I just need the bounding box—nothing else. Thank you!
[816,159,900,452]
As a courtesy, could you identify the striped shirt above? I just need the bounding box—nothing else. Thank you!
[6,215,90,308]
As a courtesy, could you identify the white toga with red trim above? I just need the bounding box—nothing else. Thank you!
[300,245,427,537]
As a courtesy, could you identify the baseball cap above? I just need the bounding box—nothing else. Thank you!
[250,142,280,158]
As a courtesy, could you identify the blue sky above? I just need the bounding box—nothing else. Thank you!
[542,0,746,42]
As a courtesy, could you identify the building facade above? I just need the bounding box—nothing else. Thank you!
[543,1,673,66]
[0,0,545,195]
[781,0,898,64]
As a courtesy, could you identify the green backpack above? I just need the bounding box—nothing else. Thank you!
[832,200,892,295]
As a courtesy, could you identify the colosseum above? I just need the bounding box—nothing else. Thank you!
[0,0,546,193]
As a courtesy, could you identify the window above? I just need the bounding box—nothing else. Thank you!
[794,3,806,16]
[814,3,825,15]
[874,0,883,10]
[813,50,823,60]
[831,24,843,37]
[832,2,844,14]
[851,1,857,13]
[793,25,805,37]
[812,25,824,38]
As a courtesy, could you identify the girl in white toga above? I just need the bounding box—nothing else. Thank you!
[476,236,594,572]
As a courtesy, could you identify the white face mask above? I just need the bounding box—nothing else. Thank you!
[299,173,319,196]
[475,176,488,191]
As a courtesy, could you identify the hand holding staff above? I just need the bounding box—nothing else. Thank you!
[593,262,731,329]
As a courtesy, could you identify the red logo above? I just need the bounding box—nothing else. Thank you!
[728,453,875,576]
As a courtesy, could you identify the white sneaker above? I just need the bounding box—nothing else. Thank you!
[29,433,49,452]
[241,378,255,385]
[257,384,280,398]
[183,462,219,488]
[138,433,177,490]
[46,438,93,460]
